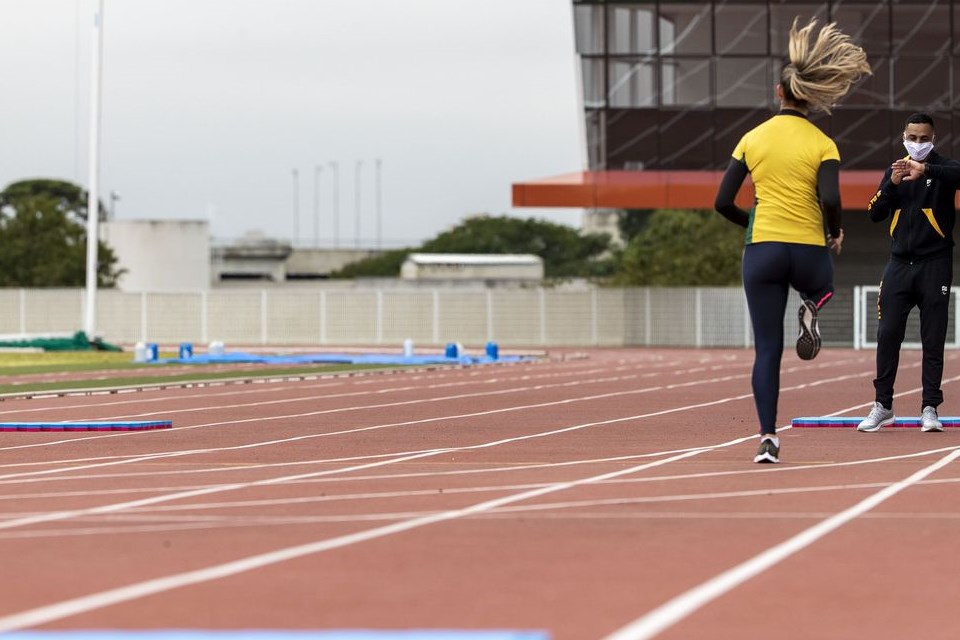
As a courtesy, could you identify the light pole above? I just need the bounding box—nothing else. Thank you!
[84,0,105,338]
[329,161,339,248]
[313,165,322,248]
[354,160,363,248]
[109,190,120,220]
[375,158,382,250]
[292,169,301,245]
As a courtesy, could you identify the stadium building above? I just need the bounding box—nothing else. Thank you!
[513,0,960,285]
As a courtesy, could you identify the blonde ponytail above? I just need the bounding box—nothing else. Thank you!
[781,18,871,113]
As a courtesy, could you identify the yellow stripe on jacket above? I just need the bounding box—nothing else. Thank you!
[922,208,946,238]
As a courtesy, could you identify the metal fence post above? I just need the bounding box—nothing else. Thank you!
[592,288,599,345]
[140,291,148,342]
[261,290,268,345]
[486,290,494,341]
[644,288,652,346]
[432,290,440,345]
[376,289,384,344]
[539,288,547,344]
[695,288,703,348]
[320,290,328,345]
[19,289,26,334]
[200,291,208,344]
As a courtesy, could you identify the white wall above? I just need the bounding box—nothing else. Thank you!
[102,220,211,292]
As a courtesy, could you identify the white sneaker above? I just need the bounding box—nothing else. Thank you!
[921,406,944,432]
[857,402,895,432]
[753,436,780,464]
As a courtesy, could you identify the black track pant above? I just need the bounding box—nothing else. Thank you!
[874,256,953,410]
[743,242,835,435]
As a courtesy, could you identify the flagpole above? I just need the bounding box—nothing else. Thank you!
[84,0,105,337]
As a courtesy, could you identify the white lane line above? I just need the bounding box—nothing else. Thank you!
[0,438,953,509]
[0,359,737,454]
[0,368,753,477]
[261,370,959,488]
[88,366,654,420]
[11,477,960,541]
[0,359,878,481]
[0,352,863,455]
[0,362,904,491]
[0,365,948,494]
[0,386,758,523]
[0,358,684,421]
[602,447,960,640]
[104,468,960,515]
[4,443,958,519]
[0,434,758,632]
[85,353,764,424]
[10,475,954,525]
[5,437,958,493]
[0,448,455,531]
[0,361,918,492]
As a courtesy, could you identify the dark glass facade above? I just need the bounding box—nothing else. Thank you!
[574,0,957,171]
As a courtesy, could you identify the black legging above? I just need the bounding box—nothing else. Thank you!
[874,256,953,410]
[742,242,835,434]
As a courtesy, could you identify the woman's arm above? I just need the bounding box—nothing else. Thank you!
[714,159,750,228]
[817,159,842,238]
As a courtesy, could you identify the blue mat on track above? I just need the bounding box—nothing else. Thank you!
[0,631,549,640]
[0,420,171,432]
[793,416,960,428]
[153,352,528,366]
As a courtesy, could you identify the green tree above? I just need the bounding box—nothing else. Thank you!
[617,208,654,244]
[330,214,615,279]
[329,248,412,278]
[420,215,613,278]
[613,209,744,286]
[0,180,122,287]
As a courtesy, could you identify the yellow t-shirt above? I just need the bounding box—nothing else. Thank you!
[732,113,839,246]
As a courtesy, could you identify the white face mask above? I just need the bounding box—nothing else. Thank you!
[904,139,934,161]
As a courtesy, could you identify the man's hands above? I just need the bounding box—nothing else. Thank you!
[891,158,925,184]
[828,228,844,255]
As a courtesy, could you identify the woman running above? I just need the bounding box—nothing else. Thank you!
[714,18,870,463]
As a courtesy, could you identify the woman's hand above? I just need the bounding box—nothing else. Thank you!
[828,228,844,255]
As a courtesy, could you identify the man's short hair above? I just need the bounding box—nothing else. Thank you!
[905,112,935,129]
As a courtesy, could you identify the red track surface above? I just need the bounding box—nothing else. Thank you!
[0,348,957,639]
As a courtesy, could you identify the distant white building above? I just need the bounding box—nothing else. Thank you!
[582,209,625,246]
[400,253,544,281]
[102,220,211,292]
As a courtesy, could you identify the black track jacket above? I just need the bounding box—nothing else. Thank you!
[867,151,960,261]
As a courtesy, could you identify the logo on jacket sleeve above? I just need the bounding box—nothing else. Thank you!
[943,285,949,296]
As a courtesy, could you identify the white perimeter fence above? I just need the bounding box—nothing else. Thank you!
[0,286,944,349]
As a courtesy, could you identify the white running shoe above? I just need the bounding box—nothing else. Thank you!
[921,406,944,433]
[753,436,780,464]
[857,402,895,432]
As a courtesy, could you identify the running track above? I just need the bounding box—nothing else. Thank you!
[0,348,957,639]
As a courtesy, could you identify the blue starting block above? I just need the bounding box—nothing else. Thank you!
[793,416,960,428]
[0,420,173,432]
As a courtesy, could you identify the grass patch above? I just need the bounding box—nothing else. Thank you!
[0,351,135,373]
[0,352,417,395]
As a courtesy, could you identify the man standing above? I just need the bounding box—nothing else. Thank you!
[858,113,960,432]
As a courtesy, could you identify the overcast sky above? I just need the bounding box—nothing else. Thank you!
[0,0,584,246]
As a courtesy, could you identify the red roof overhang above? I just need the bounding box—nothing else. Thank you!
[512,170,902,210]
